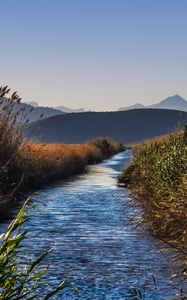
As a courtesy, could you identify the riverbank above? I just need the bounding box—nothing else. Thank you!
[118,130,187,262]
[0,86,124,210]
[11,150,180,299]
[1,136,124,208]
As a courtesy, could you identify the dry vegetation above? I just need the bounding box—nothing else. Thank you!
[21,139,123,188]
[0,86,124,206]
[0,86,125,299]
[118,130,187,272]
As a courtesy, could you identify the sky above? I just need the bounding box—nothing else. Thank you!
[0,0,187,111]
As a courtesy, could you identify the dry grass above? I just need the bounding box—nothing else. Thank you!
[22,139,123,186]
[22,142,103,186]
[118,129,187,270]
[0,86,124,207]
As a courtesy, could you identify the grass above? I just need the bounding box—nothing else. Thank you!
[0,86,124,206]
[21,139,123,188]
[0,199,66,299]
[118,129,187,267]
[0,85,125,298]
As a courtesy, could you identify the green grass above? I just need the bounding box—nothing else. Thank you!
[0,199,66,299]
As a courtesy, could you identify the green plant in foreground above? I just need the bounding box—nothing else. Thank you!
[0,199,66,299]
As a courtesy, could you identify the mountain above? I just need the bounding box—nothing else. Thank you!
[119,95,187,112]
[118,103,145,111]
[56,105,85,113]
[16,103,64,122]
[25,109,187,144]
[1,98,63,123]
[24,101,38,107]
[149,95,187,111]
[24,102,85,115]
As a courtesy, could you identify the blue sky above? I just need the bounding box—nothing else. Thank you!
[0,0,187,110]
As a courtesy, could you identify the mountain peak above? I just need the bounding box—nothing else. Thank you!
[119,94,187,112]
[160,94,186,104]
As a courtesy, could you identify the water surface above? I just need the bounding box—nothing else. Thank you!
[3,151,182,299]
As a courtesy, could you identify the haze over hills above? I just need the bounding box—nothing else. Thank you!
[24,101,39,107]
[25,102,85,113]
[119,103,145,111]
[17,103,63,123]
[24,94,187,119]
[119,95,187,112]
[1,98,63,123]
[25,109,187,144]
[9,100,84,123]
[56,105,85,113]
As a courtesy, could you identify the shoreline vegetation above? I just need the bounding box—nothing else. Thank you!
[118,129,187,272]
[0,86,124,298]
[0,86,124,209]
[0,199,66,299]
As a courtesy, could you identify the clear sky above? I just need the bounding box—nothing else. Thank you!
[0,0,187,111]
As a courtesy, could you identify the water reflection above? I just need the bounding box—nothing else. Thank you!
[1,151,182,299]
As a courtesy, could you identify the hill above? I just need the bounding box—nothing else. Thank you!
[25,102,85,114]
[2,98,64,123]
[150,94,187,111]
[119,94,187,112]
[118,103,144,111]
[25,109,187,144]
[56,105,85,113]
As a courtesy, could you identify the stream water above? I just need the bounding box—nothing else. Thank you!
[2,150,182,299]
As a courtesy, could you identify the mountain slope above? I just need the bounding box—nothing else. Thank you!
[1,98,64,123]
[118,103,145,111]
[18,102,63,122]
[56,105,85,113]
[25,109,187,144]
[149,95,187,111]
[119,95,187,112]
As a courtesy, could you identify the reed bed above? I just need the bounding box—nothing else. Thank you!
[0,86,124,206]
[21,140,119,188]
[118,130,187,269]
[12,138,123,195]
[0,85,124,297]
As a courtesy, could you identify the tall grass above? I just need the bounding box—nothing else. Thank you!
[118,130,187,270]
[0,85,124,298]
[0,199,66,299]
[0,86,124,206]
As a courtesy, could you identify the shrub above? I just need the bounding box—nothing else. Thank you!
[92,138,124,158]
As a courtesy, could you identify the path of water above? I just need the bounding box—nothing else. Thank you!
[3,151,181,299]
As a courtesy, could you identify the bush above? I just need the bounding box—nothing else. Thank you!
[92,138,124,158]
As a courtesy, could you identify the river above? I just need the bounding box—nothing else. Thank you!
[2,150,182,299]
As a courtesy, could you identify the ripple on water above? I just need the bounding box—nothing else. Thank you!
[1,151,182,299]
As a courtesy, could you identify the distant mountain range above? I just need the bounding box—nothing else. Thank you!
[20,101,85,121]
[25,109,187,144]
[56,106,85,113]
[22,94,187,123]
[2,99,63,123]
[5,94,187,125]
[0,100,85,123]
[119,95,187,112]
